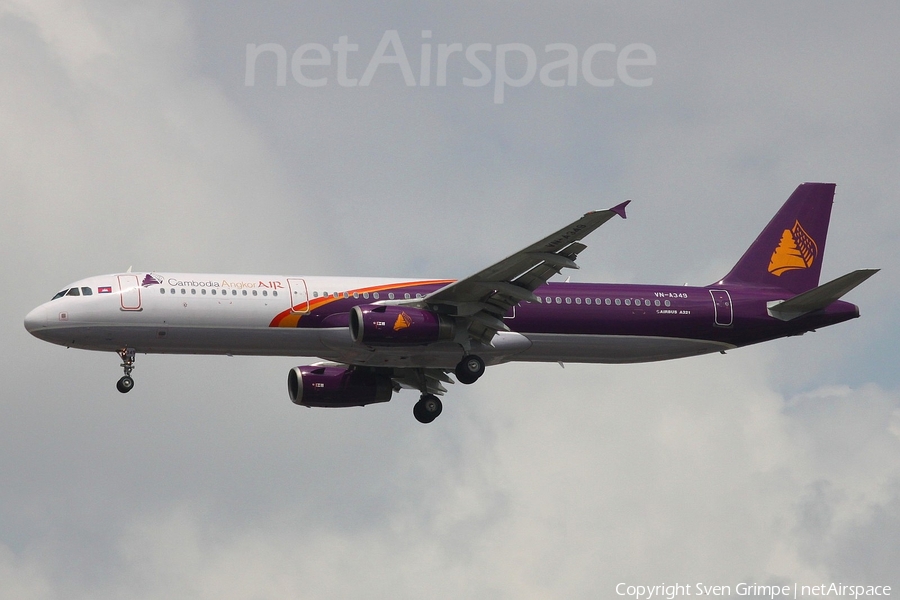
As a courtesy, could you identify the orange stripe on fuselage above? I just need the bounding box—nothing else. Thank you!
[268,279,454,328]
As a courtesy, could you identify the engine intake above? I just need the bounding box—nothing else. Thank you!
[288,365,393,407]
[349,305,453,346]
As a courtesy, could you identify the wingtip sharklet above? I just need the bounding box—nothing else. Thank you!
[609,200,630,219]
[585,200,629,220]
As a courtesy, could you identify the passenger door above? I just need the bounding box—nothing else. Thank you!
[117,275,142,311]
[709,289,733,327]
[288,278,310,314]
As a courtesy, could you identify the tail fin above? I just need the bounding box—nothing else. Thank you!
[719,183,835,294]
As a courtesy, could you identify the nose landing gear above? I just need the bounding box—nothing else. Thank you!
[116,348,136,393]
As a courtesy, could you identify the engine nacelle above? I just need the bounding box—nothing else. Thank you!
[349,304,453,346]
[288,365,393,407]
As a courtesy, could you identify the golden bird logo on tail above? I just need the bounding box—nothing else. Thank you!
[768,220,817,276]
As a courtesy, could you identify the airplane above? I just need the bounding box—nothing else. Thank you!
[24,183,877,423]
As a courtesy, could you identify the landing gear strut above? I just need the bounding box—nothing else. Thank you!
[413,394,442,424]
[455,354,485,385]
[116,348,136,393]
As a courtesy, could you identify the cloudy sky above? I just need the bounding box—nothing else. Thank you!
[2,1,899,598]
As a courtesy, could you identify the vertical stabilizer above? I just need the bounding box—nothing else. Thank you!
[719,183,835,294]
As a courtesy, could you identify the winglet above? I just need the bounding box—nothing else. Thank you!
[609,200,630,219]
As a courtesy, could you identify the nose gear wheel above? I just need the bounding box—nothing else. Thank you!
[117,348,136,393]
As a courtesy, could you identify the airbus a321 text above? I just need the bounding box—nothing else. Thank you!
[25,183,877,423]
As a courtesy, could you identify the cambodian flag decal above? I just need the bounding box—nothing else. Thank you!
[98,286,113,294]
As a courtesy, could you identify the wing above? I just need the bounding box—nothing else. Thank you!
[411,202,630,345]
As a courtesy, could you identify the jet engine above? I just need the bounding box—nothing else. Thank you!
[288,365,393,407]
[349,305,453,346]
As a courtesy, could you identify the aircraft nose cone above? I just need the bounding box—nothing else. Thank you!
[24,304,47,335]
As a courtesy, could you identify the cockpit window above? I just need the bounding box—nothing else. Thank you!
[52,287,94,299]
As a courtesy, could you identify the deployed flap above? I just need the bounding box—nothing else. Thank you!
[767,269,878,321]
[390,367,454,396]
[415,203,629,343]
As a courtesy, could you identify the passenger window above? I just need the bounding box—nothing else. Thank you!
[263,290,268,297]
[81,287,92,296]
[665,300,671,307]
[160,288,165,295]
[66,288,80,296]
[181,289,186,295]
[615,298,621,306]
[202,289,207,295]
[605,298,611,306]
[191,289,196,295]
[555,297,561,304]
[363,292,370,299]
[170,288,175,294]
[655,299,660,306]
[625,299,631,306]
[575,297,582,305]
[545,297,551,304]
[373,293,380,299]
[585,298,591,305]
[353,292,359,299]
[212,289,217,295]
[404,293,410,299]
[242,290,247,296]
[252,290,258,296]
[388,293,395,300]
[565,297,571,304]
[272,291,277,297]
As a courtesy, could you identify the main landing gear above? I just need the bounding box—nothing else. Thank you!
[413,355,486,424]
[413,394,442,424]
[455,354,485,385]
[116,348,136,393]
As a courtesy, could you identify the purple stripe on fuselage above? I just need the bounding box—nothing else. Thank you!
[294,281,860,350]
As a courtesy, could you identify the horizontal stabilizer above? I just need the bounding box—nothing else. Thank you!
[767,269,879,321]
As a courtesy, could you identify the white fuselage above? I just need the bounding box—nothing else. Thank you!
[24,272,734,369]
